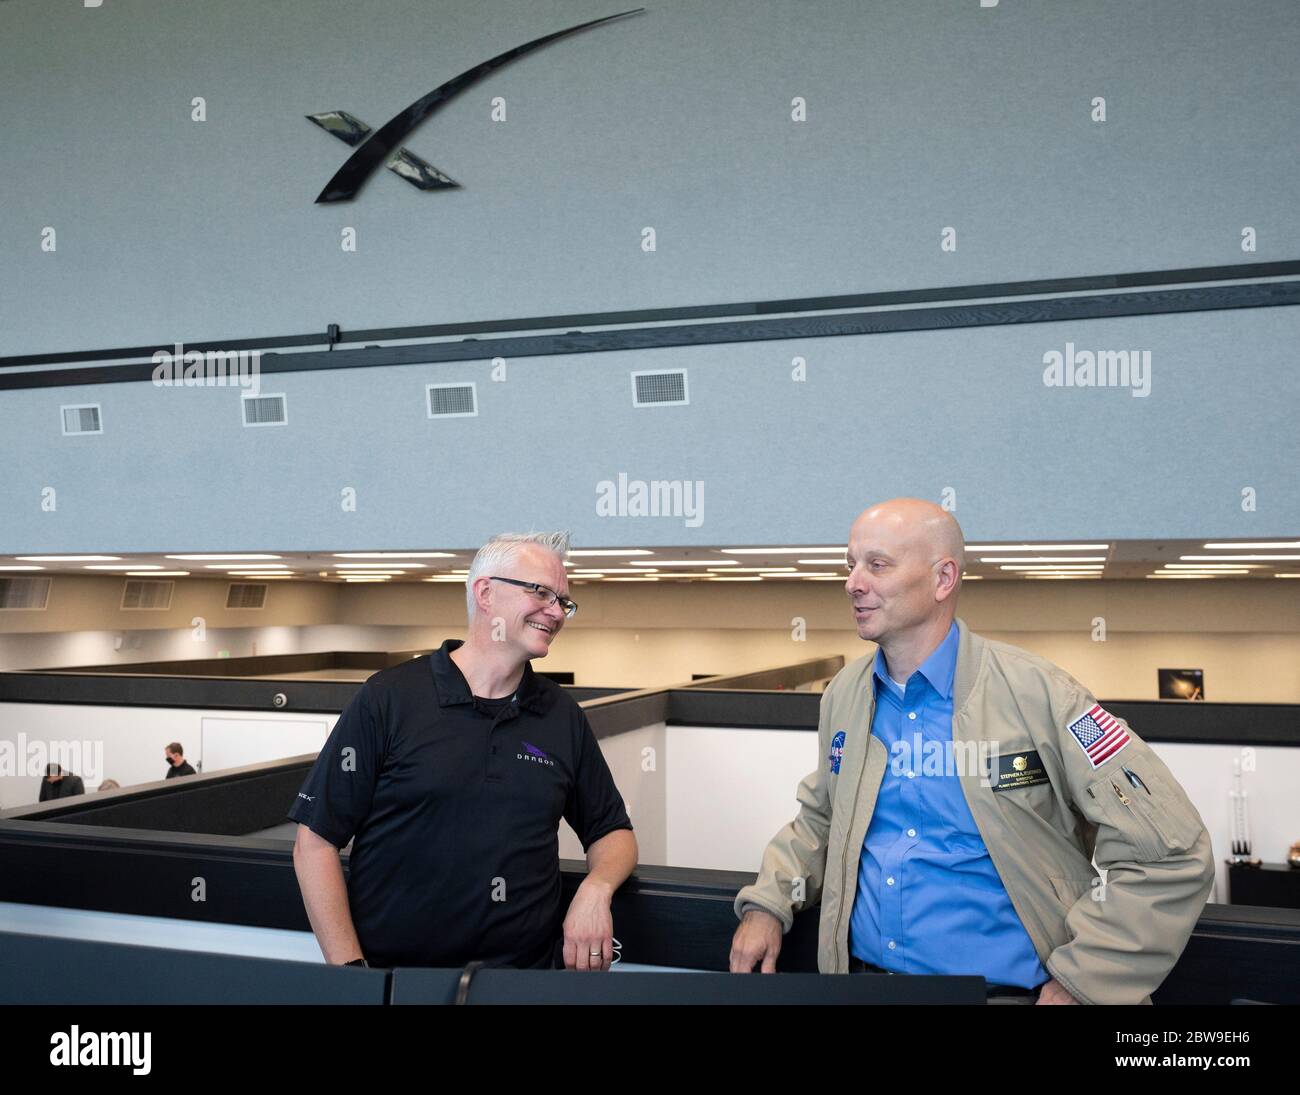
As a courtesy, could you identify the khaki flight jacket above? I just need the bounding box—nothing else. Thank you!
[734,618,1216,1004]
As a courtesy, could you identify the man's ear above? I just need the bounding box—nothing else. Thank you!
[934,558,960,602]
[471,576,493,615]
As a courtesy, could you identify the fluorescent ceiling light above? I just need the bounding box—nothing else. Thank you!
[983,556,1106,564]
[17,555,122,561]
[766,571,838,578]
[628,560,736,567]
[334,563,425,570]
[1181,554,1300,561]
[129,571,189,576]
[0,565,44,571]
[1000,564,1104,571]
[167,554,282,561]
[604,576,660,581]
[721,547,845,555]
[1202,541,1300,549]
[966,544,1109,551]
[798,558,846,566]
[572,567,658,574]
[1161,563,1263,570]
[709,576,762,581]
[567,549,654,557]
[709,566,795,573]
[86,565,161,570]
[333,552,455,558]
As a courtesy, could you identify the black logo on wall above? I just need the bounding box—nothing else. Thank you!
[307,8,643,203]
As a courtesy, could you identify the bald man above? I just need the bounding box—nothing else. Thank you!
[730,499,1214,1004]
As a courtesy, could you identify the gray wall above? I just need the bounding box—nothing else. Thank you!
[1,0,1297,548]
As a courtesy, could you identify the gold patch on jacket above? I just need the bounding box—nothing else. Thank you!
[991,750,1051,792]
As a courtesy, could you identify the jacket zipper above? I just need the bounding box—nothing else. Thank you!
[833,762,866,973]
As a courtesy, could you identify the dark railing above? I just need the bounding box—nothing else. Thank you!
[0,819,1294,1002]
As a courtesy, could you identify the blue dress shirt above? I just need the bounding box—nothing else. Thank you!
[848,621,1048,988]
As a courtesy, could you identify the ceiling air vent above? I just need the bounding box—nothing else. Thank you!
[631,370,688,407]
[426,382,478,418]
[227,582,267,609]
[61,404,103,435]
[121,580,174,610]
[0,577,52,610]
[242,394,287,426]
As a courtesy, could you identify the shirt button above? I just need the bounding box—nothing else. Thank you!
[886,877,895,886]
[907,828,916,837]
[887,940,897,950]
[908,712,917,720]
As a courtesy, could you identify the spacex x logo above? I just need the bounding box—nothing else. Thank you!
[306,9,643,203]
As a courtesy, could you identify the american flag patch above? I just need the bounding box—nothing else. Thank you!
[1066,704,1130,768]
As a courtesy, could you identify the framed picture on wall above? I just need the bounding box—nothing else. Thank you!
[1159,668,1204,701]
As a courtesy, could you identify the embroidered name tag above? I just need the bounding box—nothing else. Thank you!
[991,750,1052,793]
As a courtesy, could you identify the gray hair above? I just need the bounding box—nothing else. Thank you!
[465,531,571,618]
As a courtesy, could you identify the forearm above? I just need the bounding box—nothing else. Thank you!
[293,842,365,964]
[580,828,637,897]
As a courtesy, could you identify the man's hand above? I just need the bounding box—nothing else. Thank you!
[729,908,783,973]
[562,878,615,971]
[1036,977,1082,1004]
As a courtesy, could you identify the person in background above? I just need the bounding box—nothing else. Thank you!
[39,763,85,801]
[164,743,196,778]
[98,779,121,792]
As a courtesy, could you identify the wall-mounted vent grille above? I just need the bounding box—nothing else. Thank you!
[0,577,51,610]
[426,382,478,418]
[632,370,688,407]
[227,582,267,609]
[121,580,174,610]
[61,404,103,434]
[242,394,287,426]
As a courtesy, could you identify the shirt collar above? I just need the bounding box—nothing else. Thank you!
[871,619,960,700]
[428,639,551,714]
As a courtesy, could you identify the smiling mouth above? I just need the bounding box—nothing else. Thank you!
[527,621,554,635]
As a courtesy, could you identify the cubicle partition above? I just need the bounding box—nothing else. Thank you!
[1,654,1298,1004]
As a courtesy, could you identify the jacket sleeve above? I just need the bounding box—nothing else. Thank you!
[733,687,836,932]
[1044,683,1216,1004]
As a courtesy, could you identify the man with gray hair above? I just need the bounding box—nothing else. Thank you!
[291,532,637,971]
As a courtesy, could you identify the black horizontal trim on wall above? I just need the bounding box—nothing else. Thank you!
[0,666,624,715]
[2,665,1297,745]
[668,693,1300,747]
[0,670,363,714]
[2,260,1297,390]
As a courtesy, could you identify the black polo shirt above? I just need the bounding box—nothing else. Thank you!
[287,640,632,969]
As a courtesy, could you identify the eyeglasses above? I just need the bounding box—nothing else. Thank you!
[488,576,578,618]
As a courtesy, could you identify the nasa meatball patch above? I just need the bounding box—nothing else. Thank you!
[828,731,846,775]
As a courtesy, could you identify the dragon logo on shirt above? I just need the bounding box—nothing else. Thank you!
[518,741,555,767]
